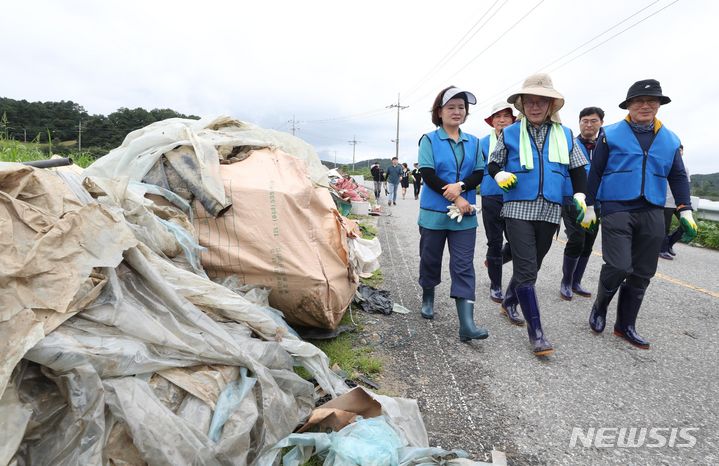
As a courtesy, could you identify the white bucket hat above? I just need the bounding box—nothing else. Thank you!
[507,73,564,123]
[484,102,516,127]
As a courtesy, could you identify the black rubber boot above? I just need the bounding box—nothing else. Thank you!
[589,280,619,333]
[500,278,525,326]
[613,284,650,349]
[516,284,553,356]
[572,255,593,297]
[456,298,488,342]
[560,255,579,301]
[486,256,504,303]
[421,288,435,320]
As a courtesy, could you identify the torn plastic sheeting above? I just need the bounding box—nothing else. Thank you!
[208,367,256,442]
[157,217,207,277]
[104,376,221,466]
[157,365,240,410]
[398,447,493,465]
[24,248,315,455]
[348,237,382,278]
[138,242,349,398]
[0,383,32,466]
[256,415,403,466]
[21,362,106,466]
[354,284,393,315]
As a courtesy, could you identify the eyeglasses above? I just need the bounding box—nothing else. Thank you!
[630,97,660,107]
[580,118,601,125]
[524,98,551,108]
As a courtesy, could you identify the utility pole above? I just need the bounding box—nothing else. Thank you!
[287,115,299,136]
[333,150,338,168]
[348,136,360,171]
[386,93,409,159]
[78,120,82,153]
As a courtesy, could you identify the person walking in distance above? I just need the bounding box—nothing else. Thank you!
[559,107,604,300]
[385,157,402,206]
[400,162,410,200]
[411,162,423,200]
[479,102,519,320]
[584,79,697,349]
[487,73,589,356]
[417,86,488,342]
[370,163,383,200]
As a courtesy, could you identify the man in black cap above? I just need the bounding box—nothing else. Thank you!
[583,79,698,349]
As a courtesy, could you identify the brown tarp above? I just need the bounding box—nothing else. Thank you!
[193,148,357,330]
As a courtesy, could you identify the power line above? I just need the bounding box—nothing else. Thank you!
[403,0,507,99]
[303,107,391,124]
[407,0,546,107]
[475,0,677,111]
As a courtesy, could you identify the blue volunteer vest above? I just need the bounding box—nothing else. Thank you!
[479,135,504,196]
[562,137,591,197]
[502,121,573,204]
[597,120,680,206]
[419,130,479,212]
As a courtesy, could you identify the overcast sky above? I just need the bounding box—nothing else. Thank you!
[3,0,718,173]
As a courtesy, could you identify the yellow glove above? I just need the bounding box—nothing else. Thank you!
[573,193,587,221]
[580,205,598,232]
[494,171,517,192]
[679,210,698,241]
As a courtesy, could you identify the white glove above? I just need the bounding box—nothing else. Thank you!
[679,210,698,240]
[573,193,587,221]
[493,171,517,192]
[447,204,479,223]
[580,205,598,231]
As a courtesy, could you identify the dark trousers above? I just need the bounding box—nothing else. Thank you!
[599,209,664,291]
[373,181,382,198]
[419,227,477,300]
[413,182,422,198]
[562,202,599,258]
[504,218,557,286]
[481,196,507,258]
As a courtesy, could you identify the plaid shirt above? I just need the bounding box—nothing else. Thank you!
[489,121,588,224]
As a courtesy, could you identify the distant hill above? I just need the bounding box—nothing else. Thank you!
[321,158,395,170]
[692,173,719,201]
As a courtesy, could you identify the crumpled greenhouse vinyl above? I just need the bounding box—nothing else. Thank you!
[0,117,487,466]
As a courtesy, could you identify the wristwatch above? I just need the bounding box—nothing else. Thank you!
[459,181,466,192]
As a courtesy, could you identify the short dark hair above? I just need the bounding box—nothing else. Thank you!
[431,85,470,127]
[579,106,605,121]
[391,156,398,161]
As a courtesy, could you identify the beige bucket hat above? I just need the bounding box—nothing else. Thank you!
[507,73,564,123]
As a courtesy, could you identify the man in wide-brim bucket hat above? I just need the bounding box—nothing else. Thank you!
[584,78,697,350]
[507,73,565,123]
[486,73,590,357]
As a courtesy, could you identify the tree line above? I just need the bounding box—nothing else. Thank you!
[0,97,199,155]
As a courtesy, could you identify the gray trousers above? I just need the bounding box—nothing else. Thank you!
[599,209,664,290]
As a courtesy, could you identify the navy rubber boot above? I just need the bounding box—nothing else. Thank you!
[500,279,525,326]
[613,284,650,349]
[455,298,489,342]
[515,284,553,356]
[486,256,504,303]
[420,288,435,320]
[560,255,579,301]
[589,280,619,333]
[572,256,593,297]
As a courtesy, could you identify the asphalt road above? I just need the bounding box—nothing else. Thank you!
[366,192,718,465]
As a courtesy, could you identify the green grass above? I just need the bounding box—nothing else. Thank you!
[671,216,719,250]
[295,311,383,383]
[347,214,378,240]
[0,138,96,168]
[360,269,383,288]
